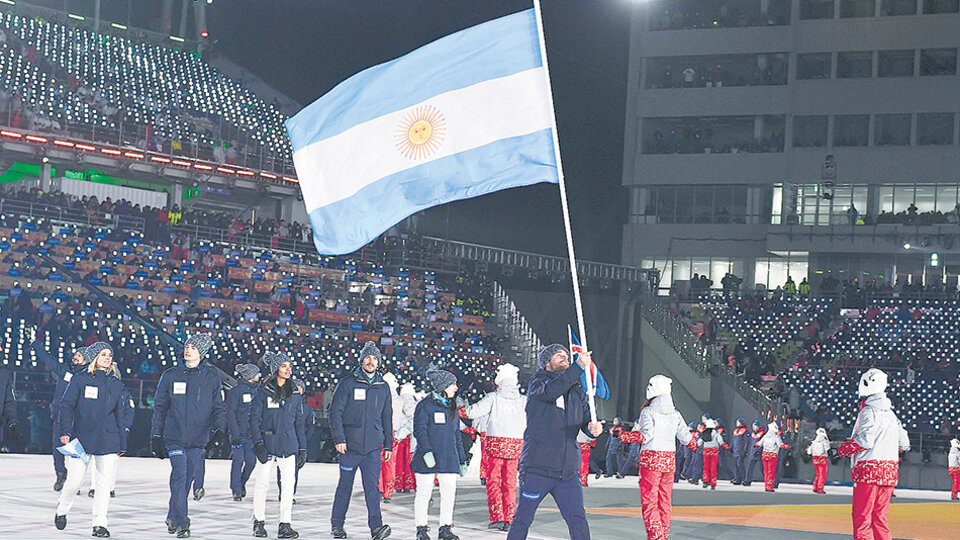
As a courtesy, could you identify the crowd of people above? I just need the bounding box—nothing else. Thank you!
[648,0,790,31]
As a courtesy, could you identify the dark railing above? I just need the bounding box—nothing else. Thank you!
[0,198,146,231]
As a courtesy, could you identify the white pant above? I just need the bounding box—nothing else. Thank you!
[252,454,296,523]
[88,456,120,491]
[56,454,118,528]
[414,473,457,527]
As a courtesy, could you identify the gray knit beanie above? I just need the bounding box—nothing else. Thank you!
[83,342,113,364]
[359,341,382,363]
[265,351,293,375]
[537,343,568,369]
[426,369,457,393]
[185,333,213,359]
[236,363,260,381]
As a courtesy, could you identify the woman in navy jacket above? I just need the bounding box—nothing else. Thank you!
[411,369,466,540]
[54,342,124,538]
[249,352,305,539]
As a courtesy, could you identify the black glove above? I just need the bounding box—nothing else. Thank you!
[827,447,838,459]
[230,438,242,447]
[6,423,21,443]
[254,441,268,464]
[297,449,307,469]
[205,429,226,457]
[151,436,168,459]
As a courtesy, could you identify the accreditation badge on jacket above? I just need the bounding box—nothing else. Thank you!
[434,411,447,424]
[242,393,252,403]
[267,397,281,409]
[84,385,99,399]
[354,388,366,401]
[172,382,187,395]
[555,395,565,410]
[63,372,73,382]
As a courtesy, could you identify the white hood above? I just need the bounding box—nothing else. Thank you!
[858,368,888,397]
[646,374,672,400]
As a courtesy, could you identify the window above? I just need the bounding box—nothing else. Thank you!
[657,187,677,223]
[840,0,876,17]
[644,53,788,89]
[920,48,958,76]
[880,0,917,15]
[797,53,832,79]
[917,113,955,145]
[793,116,829,147]
[923,0,959,14]
[837,51,873,78]
[833,115,870,146]
[676,186,695,223]
[874,114,911,146]
[643,116,783,154]
[878,50,914,77]
[800,0,835,18]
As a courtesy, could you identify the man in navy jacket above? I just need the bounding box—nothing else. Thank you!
[227,363,261,501]
[328,341,393,540]
[150,334,226,538]
[507,344,602,540]
[731,418,750,485]
[31,338,82,490]
[743,420,765,486]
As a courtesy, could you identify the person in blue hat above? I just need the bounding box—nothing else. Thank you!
[743,420,765,487]
[151,333,226,538]
[227,363,262,502]
[730,418,750,485]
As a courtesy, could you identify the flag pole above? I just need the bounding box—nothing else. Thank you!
[532,0,597,423]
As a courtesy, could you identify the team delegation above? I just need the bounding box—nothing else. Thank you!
[23,334,946,540]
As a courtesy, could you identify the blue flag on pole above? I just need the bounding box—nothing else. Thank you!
[286,9,559,255]
[569,325,609,400]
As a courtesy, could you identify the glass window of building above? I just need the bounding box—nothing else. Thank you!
[797,53,832,79]
[840,0,877,17]
[657,187,677,223]
[923,0,959,14]
[793,115,829,147]
[644,53,788,89]
[800,0,836,18]
[880,0,917,15]
[833,115,870,146]
[915,185,937,213]
[878,50,915,77]
[755,253,809,291]
[917,113,955,145]
[874,114,911,146]
[676,186,695,223]
[936,185,959,212]
[643,116,783,154]
[648,0,790,31]
[837,51,874,78]
[920,48,958,75]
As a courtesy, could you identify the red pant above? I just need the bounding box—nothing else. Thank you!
[949,467,959,500]
[394,436,415,491]
[378,438,399,498]
[702,448,718,487]
[852,483,893,540]
[639,467,674,540]
[812,456,828,493]
[762,452,778,491]
[579,443,592,486]
[479,434,489,480]
[485,456,519,523]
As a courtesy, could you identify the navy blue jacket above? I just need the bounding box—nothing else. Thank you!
[328,368,393,455]
[32,341,84,423]
[731,427,750,457]
[410,394,466,474]
[58,369,125,455]
[119,389,135,448]
[226,381,259,441]
[518,364,595,480]
[748,428,765,460]
[0,367,16,427]
[151,362,226,448]
[250,379,306,457]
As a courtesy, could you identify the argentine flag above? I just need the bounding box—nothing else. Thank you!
[286,9,559,255]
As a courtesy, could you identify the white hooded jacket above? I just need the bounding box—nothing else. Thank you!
[808,429,830,457]
[395,384,418,441]
[463,379,527,439]
[759,423,785,453]
[849,392,910,466]
[638,393,692,452]
[949,439,959,468]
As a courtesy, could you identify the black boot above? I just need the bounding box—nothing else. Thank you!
[233,494,243,502]
[110,491,116,498]
[371,524,391,540]
[438,525,459,540]
[92,526,110,537]
[331,525,347,539]
[253,520,267,538]
[278,522,299,539]
[54,472,67,492]
[166,518,177,534]
[480,478,486,486]
[55,514,67,530]
[382,496,391,503]
[88,489,95,498]
[176,526,191,538]
[500,522,511,532]
[241,486,247,498]
[193,488,204,501]
[487,522,503,530]
[416,526,430,540]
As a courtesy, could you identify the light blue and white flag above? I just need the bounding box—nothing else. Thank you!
[57,438,89,466]
[286,8,559,255]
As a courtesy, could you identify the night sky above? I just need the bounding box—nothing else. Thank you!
[207,0,632,263]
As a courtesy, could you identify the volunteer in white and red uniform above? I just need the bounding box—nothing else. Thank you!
[807,428,830,494]
[461,363,526,531]
[948,438,959,501]
[835,369,910,540]
[395,383,417,493]
[576,431,596,487]
[759,421,789,492]
[698,419,727,489]
[618,374,695,540]
[378,373,403,503]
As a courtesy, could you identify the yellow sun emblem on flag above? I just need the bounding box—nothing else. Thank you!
[395,105,446,160]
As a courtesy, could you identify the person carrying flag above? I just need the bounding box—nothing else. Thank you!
[507,344,602,540]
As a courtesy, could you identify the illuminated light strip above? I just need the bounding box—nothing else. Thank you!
[169,36,185,43]
[111,23,127,30]
[25,135,48,143]
[1,130,23,138]
[282,176,298,183]
[0,1,15,6]
[123,152,145,159]
[216,166,235,174]
[150,156,171,163]
[75,144,96,151]
[101,148,122,156]
[236,170,255,176]
[194,163,214,170]
[260,172,277,179]
[171,160,192,167]
[53,140,75,147]
[68,13,85,21]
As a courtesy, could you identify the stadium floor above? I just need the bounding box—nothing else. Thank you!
[1,454,952,539]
